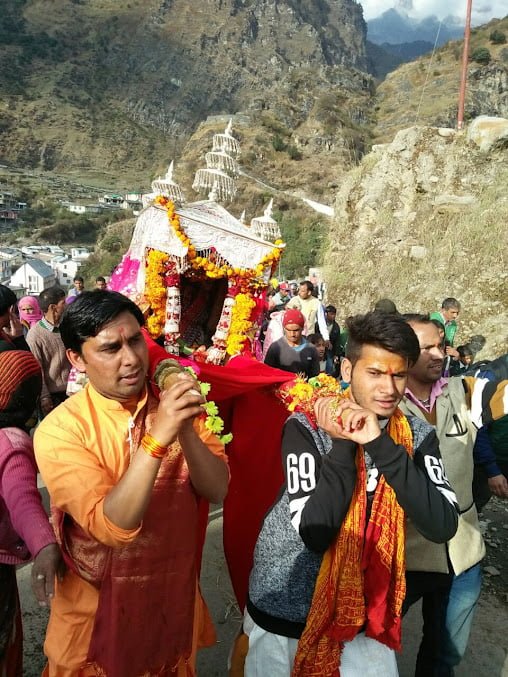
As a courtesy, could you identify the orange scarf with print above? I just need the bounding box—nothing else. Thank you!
[292,408,413,677]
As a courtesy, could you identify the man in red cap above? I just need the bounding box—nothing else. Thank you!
[264,309,320,378]
[271,282,291,311]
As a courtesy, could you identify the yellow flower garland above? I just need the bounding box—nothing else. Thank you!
[153,195,285,357]
[281,373,342,412]
[226,293,257,356]
[155,195,284,283]
[144,249,168,338]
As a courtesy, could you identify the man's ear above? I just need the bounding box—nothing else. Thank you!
[341,357,352,384]
[67,348,86,373]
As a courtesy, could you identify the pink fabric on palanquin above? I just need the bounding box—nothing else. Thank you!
[107,254,140,298]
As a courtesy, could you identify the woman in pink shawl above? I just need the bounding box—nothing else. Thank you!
[17,296,43,335]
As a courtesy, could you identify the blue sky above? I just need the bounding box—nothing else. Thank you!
[359,0,507,24]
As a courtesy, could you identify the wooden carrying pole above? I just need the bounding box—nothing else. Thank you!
[457,0,473,129]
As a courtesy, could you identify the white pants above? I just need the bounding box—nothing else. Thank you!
[244,611,398,677]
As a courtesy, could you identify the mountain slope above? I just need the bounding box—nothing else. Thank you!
[0,0,373,190]
[374,16,508,142]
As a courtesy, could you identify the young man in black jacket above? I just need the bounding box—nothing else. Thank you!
[245,311,459,677]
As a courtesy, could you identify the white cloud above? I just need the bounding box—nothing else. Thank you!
[359,0,507,24]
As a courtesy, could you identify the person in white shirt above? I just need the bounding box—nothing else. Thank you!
[286,281,328,340]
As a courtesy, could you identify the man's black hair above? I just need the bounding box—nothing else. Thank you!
[0,284,17,315]
[307,332,324,345]
[60,290,145,353]
[325,305,336,313]
[403,313,444,336]
[442,297,460,311]
[403,313,448,348]
[300,280,314,293]
[346,311,420,366]
[458,344,473,359]
[403,313,432,325]
[374,298,398,315]
[74,275,84,283]
[96,276,106,283]
[38,286,65,313]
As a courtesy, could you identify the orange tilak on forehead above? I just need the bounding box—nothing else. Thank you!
[356,345,408,373]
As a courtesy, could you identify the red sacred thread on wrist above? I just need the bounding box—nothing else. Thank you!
[141,433,167,459]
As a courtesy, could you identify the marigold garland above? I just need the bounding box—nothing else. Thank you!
[278,373,347,422]
[226,293,257,356]
[152,195,285,361]
[155,195,284,284]
[144,249,169,338]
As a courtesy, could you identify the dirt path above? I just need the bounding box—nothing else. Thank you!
[19,499,508,676]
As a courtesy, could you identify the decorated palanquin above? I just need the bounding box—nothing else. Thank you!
[110,121,293,612]
[109,121,285,365]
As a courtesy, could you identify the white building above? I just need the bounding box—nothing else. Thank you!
[0,258,10,282]
[9,259,56,294]
[125,192,143,203]
[98,193,123,208]
[71,247,90,261]
[21,246,48,257]
[50,256,81,287]
[122,197,143,212]
[0,247,23,279]
[47,245,65,256]
[67,203,102,215]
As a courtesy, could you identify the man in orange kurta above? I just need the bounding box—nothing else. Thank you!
[35,291,229,677]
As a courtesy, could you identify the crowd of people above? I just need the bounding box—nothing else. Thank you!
[0,277,507,677]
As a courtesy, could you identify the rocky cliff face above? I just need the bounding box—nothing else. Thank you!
[0,0,373,186]
[467,63,508,120]
[324,123,508,356]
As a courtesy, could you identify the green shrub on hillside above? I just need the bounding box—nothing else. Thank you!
[261,114,290,137]
[287,145,302,160]
[471,47,491,65]
[101,235,123,253]
[272,135,287,152]
[489,30,506,45]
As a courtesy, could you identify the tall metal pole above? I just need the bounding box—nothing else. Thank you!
[457,0,473,129]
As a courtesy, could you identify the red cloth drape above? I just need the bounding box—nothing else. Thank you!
[145,333,292,609]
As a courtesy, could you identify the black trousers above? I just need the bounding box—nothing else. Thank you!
[403,570,454,677]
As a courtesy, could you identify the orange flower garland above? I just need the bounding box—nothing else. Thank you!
[155,195,284,283]
[153,195,285,360]
[226,293,257,356]
[144,249,168,338]
[278,373,347,420]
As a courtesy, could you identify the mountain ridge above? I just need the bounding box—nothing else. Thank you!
[367,8,464,47]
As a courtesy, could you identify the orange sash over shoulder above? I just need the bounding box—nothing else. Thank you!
[292,408,413,677]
